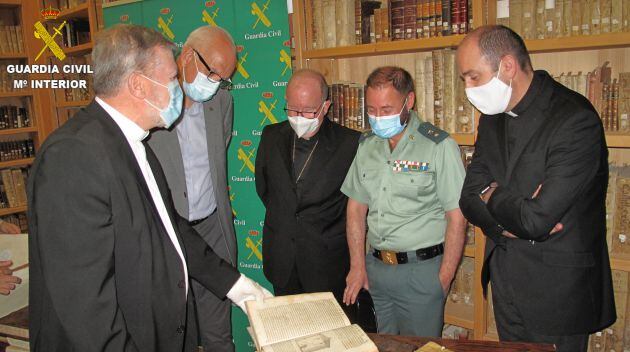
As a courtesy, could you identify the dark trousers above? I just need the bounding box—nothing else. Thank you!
[190,212,234,352]
[273,264,358,322]
[489,248,588,352]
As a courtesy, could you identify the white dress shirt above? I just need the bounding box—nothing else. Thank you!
[95,97,189,296]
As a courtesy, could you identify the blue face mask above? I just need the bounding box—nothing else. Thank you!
[368,97,408,139]
[142,74,184,129]
[182,53,221,102]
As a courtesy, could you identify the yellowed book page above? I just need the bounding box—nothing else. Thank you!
[522,0,536,38]
[246,292,351,348]
[261,325,378,352]
[416,341,454,352]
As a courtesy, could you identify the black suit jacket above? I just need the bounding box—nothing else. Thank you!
[27,101,240,352]
[255,118,360,291]
[459,71,615,335]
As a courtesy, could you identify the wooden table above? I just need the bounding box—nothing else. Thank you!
[370,334,556,351]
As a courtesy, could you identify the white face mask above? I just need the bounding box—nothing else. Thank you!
[182,53,221,102]
[288,115,321,138]
[465,60,513,115]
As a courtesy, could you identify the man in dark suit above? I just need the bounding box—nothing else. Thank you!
[27,24,270,352]
[147,25,238,352]
[457,25,615,351]
[255,69,360,308]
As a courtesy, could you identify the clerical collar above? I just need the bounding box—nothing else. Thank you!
[508,71,545,117]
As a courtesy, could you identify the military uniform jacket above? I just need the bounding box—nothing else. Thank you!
[341,112,465,252]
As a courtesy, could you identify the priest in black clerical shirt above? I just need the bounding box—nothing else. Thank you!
[255,69,360,310]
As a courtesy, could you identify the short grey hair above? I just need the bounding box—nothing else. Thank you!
[185,25,236,53]
[476,25,533,72]
[92,24,175,97]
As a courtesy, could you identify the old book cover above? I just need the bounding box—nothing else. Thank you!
[313,0,324,48]
[0,169,17,208]
[612,177,630,258]
[562,0,572,36]
[15,26,23,53]
[544,0,555,38]
[9,26,17,53]
[10,169,25,207]
[434,0,444,36]
[467,0,474,31]
[600,0,612,32]
[609,270,628,352]
[442,0,452,35]
[606,169,618,250]
[343,84,351,128]
[443,49,457,133]
[611,0,622,31]
[458,0,468,33]
[374,8,383,41]
[571,0,582,35]
[590,0,602,34]
[390,0,406,40]
[510,0,524,35]
[451,0,461,34]
[246,292,378,352]
[429,0,438,36]
[522,0,536,39]
[432,50,444,129]
[618,72,630,133]
[416,1,425,37]
[554,0,564,36]
[424,56,435,125]
[602,83,610,130]
[381,6,391,41]
[496,0,510,27]
[423,0,432,37]
[581,0,591,34]
[335,0,354,47]
[624,0,630,31]
[369,14,376,42]
[610,78,619,131]
[456,69,474,133]
[354,0,362,44]
[322,0,337,48]
[415,56,427,122]
[404,0,418,39]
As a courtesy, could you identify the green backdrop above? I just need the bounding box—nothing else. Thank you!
[103,1,291,350]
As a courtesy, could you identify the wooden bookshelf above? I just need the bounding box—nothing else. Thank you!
[292,0,630,343]
[0,205,27,217]
[0,53,27,59]
[0,0,20,7]
[0,158,35,168]
[56,2,89,21]
[56,99,90,108]
[64,42,93,56]
[0,126,38,135]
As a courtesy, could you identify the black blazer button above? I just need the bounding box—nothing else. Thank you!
[295,213,300,219]
[178,280,185,288]
[176,325,185,334]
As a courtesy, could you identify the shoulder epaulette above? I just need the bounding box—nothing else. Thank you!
[417,122,449,144]
[359,130,374,143]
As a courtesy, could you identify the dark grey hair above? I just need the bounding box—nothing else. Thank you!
[477,25,533,73]
[92,24,175,97]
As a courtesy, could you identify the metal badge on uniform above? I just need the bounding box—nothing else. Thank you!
[393,160,429,172]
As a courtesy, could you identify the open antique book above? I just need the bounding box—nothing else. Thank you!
[245,292,378,352]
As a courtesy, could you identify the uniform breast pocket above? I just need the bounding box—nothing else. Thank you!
[391,172,437,214]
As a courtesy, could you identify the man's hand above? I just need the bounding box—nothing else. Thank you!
[0,221,21,234]
[226,274,273,312]
[0,260,21,295]
[438,270,454,295]
[343,267,369,305]
[480,182,498,204]
[500,184,563,238]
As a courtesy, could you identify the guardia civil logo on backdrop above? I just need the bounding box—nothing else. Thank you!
[103,1,291,350]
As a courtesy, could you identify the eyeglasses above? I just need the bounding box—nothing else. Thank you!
[192,48,232,89]
[283,101,326,118]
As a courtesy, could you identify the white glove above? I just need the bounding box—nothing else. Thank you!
[226,274,273,312]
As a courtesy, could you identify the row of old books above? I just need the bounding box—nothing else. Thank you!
[0,168,27,209]
[0,213,27,233]
[496,0,630,40]
[416,49,476,134]
[588,269,630,351]
[606,164,630,259]
[0,25,24,54]
[57,55,93,102]
[0,106,30,131]
[326,82,368,131]
[0,62,28,93]
[0,140,35,162]
[310,0,473,49]
[552,63,630,134]
[58,19,91,48]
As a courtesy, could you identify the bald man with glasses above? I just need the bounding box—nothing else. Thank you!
[255,69,360,313]
[147,25,238,352]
